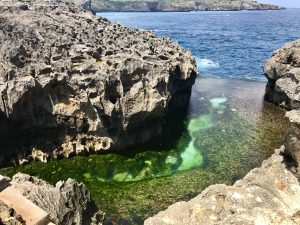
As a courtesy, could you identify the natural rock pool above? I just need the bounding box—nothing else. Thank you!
[0,77,290,225]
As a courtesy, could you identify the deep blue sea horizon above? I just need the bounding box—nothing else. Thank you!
[100,9,300,82]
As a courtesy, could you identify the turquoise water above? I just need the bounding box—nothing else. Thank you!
[101,9,300,81]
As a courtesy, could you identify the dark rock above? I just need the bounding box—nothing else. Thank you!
[284,110,300,171]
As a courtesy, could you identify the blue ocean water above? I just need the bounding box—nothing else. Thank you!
[100,9,300,81]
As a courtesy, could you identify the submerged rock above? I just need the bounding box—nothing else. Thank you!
[0,0,197,165]
[10,173,105,225]
[264,40,300,110]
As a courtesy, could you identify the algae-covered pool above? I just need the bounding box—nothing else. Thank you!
[0,77,290,225]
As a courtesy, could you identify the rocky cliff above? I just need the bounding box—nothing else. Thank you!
[145,41,300,225]
[0,0,197,166]
[91,0,283,12]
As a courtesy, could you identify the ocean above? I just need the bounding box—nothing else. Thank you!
[101,9,300,81]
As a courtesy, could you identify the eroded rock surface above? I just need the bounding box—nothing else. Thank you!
[10,173,105,225]
[264,40,300,110]
[0,201,25,225]
[0,0,197,165]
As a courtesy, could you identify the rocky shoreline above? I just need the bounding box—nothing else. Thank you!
[0,0,299,224]
[145,147,300,224]
[145,40,300,224]
[0,0,196,166]
[89,0,283,12]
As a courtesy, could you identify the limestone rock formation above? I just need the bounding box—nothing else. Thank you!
[10,173,105,225]
[264,40,300,110]
[0,0,197,165]
[0,201,25,225]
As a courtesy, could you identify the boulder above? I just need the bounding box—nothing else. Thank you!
[10,173,105,225]
[264,40,300,109]
[0,0,197,165]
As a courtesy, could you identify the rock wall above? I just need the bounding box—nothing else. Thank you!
[264,39,300,175]
[0,0,197,165]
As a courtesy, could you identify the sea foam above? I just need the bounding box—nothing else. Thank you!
[196,57,219,71]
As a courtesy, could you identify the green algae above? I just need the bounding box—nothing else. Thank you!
[209,96,228,109]
[0,78,291,225]
[178,97,226,171]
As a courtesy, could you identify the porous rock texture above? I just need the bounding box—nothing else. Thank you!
[10,173,105,225]
[264,40,300,110]
[0,201,25,225]
[0,0,197,165]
